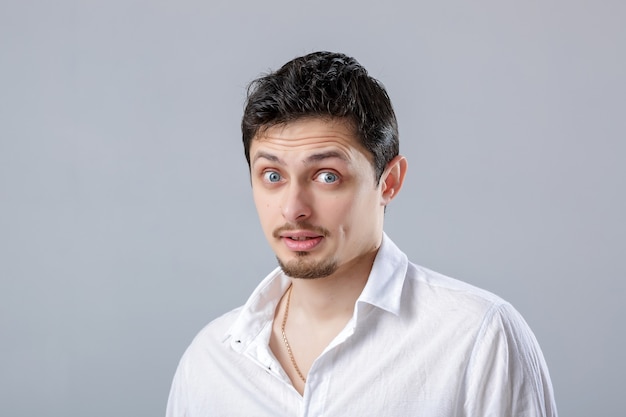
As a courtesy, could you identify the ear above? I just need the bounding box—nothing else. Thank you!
[380,155,408,206]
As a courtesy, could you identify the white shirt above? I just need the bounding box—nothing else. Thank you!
[166,234,558,417]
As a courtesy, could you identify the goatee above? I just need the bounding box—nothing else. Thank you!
[277,254,338,279]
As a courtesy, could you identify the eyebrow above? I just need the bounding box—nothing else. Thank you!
[303,151,349,164]
[252,150,349,166]
[252,151,283,165]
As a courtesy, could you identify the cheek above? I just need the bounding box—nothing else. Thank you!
[252,193,275,225]
[252,187,271,208]
[322,195,362,225]
[345,190,382,222]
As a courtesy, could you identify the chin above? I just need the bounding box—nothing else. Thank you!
[276,255,338,279]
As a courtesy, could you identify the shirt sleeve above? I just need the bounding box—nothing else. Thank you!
[460,302,558,417]
[165,358,188,417]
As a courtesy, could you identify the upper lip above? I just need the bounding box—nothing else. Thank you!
[280,230,323,239]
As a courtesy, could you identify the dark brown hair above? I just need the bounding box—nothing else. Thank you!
[241,51,399,182]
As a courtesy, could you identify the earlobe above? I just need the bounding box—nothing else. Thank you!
[381,155,408,205]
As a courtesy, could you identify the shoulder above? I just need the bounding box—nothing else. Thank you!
[404,261,508,318]
[187,306,243,350]
[174,306,244,372]
[403,259,545,356]
[403,263,557,415]
[376,234,506,316]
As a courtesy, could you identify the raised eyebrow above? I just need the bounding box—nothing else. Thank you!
[252,151,284,165]
[304,151,349,164]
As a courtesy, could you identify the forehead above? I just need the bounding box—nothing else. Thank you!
[250,118,369,161]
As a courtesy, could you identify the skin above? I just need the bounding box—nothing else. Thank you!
[249,117,407,395]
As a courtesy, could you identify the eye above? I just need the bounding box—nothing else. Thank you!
[263,171,282,183]
[316,171,339,184]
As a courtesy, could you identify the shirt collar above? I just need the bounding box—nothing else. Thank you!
[356,232,408,316]
[226,232,408,349]
[225,267,289,350]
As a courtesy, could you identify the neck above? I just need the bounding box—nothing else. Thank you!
[287,250,376,322]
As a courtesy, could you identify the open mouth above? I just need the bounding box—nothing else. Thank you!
[282,235,323,251]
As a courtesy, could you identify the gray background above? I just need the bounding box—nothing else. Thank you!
[1,0,624,416]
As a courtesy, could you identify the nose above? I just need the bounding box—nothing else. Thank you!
[281,181,312,222]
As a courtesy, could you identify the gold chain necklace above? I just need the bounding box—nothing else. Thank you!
[281,285,307,383]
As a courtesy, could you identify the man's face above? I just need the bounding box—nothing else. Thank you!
[249,118,388,279]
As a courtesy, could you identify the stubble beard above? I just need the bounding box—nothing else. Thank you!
[273,221,336,279]
[277,252,338,279]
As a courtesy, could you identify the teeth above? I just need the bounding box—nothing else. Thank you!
[290,237,309,241]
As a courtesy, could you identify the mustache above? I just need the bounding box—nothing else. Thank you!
[272,222,330,239]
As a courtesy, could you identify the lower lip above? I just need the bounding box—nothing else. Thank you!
[282,236,323,251]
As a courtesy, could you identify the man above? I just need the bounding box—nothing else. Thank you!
[166,51,557,416]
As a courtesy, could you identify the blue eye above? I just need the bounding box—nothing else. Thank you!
[263,171,282,183]
[317,172,338,184]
